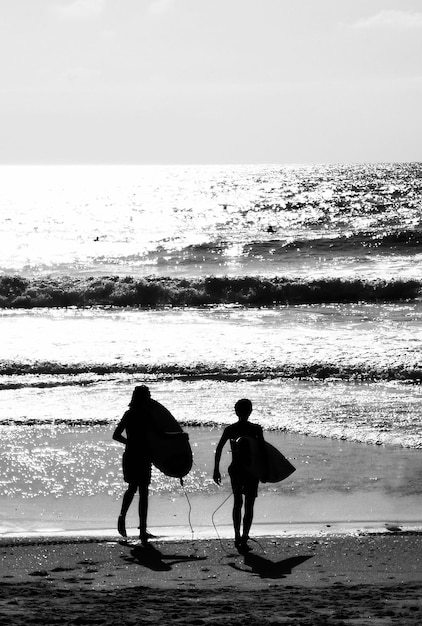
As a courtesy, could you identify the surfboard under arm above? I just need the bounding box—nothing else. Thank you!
[237,436,296,483]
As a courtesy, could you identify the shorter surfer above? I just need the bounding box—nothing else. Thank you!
[113,385,154,545]
[213,398,266,552]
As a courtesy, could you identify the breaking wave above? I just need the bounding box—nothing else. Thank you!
[0,360,420,384]
[0,274,420,308]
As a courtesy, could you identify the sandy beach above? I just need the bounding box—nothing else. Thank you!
[1,532,421,625]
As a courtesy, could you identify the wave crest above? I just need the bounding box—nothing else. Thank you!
[0,361,420,383]
[0,274,420,308]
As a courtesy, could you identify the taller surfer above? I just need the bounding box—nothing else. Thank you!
[213,398,267,552]
[113,385,154,544]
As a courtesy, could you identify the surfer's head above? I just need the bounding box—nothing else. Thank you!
[235,398,252,421]
[129,385,151,408]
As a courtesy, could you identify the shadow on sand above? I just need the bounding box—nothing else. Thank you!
[122,543,207,572]
[229,552,313,579]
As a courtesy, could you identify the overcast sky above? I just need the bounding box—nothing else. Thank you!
[1,0,421,164]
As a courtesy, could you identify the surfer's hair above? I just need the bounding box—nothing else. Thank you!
[129,385,151,407]
[235,398,252,419]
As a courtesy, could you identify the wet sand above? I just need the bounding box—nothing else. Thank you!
[0,533,421,625]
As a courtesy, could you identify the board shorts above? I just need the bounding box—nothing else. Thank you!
[122,451,152,486]
[228,463,259,498]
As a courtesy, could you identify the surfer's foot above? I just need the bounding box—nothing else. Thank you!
[235,537,251,552]
[139,532,150,546]
[117,515,127,538]
[235,537,251,553]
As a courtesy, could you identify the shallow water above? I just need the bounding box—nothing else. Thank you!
[0,304,421,447]
[0,377,421,454]
[1,301,421,379]
[0,426,420,537]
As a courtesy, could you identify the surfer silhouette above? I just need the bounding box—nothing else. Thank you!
[213,398,266,552]
[113,385,154,545]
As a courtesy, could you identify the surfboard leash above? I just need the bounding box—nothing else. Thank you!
[180,478,194,541]
[211,491,233,554]
[250,536,266,554]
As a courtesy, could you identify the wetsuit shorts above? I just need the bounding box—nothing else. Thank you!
[122,451,152,486]
[228,463,259,498]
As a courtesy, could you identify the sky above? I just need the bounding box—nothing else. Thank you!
[0,0,421,164]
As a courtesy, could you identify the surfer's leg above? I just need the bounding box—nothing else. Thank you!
[118,483,137,537]
[138,483,149,543]
[232,491,243,545]
[242,493,256,545]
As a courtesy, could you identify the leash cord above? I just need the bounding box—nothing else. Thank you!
[181,479,194,540]
[211,491,233,552]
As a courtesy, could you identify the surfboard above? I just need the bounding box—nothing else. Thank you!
[236,436,295,483]
[146,400,193,479]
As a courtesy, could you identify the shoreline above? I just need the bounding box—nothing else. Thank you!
[2,519,422,543]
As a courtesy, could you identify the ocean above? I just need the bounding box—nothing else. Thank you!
[0,163,421,535]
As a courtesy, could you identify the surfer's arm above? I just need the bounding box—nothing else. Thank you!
[112,417,127,445]
[213,430,229,485]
